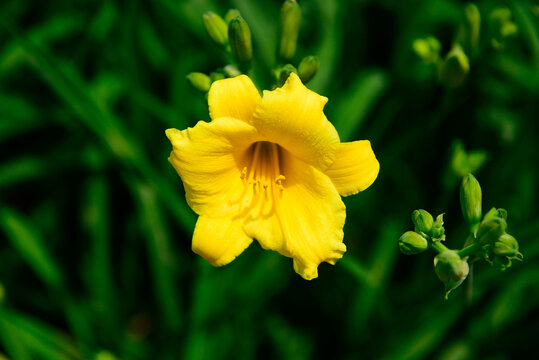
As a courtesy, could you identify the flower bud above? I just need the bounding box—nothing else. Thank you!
[412,209,434,235]
[186,72,211,92]
[431,214,445,240]
[225,9,241,24]
[434,250,469,298]
[482,207,507,222]
[412,36,441,64]
[228,16,252,63]
[279,0,302,60]
[298,56,319,84]
[492,233,520,257]
[438,44,469,88]
[224,64,242,77]
[278,64,297,85]
[398,231,429,255]
[459,3,481,51]
[460,173,482,227]
[476,217,506,245]
[203,11,228,48]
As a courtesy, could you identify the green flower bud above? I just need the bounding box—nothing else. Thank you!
[412,36,441,64]
[434,250,469,299]
[412,209,434,235]
[431,213,445,240]
[482,207,507,222]
[476,217,506,245]
[492,233,519,257]
[229,16,252,63]
[398,231,429,255]
[278,64,297,85]
[298,56,319,84]
[210,72,225,82]
[224,64,242,77]
[203,11,228,47]
[225,9,241,24]
[186,72,211,92]
[438,44,470,88]
[279,0,302,60]
[459,3,481,51]
[460,173,482,227]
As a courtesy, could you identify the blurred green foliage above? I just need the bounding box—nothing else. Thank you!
[0,0,538,359]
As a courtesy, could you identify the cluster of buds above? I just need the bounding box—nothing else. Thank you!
[186,8,253,92]
[412,3,520,89]
[398,173,523,298]
[187,1,319,93]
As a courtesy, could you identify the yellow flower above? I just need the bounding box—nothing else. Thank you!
[166,73,379,279]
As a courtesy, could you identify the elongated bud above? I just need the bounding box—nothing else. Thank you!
[412,209,434,235]
[398,231,428,255]
[203,11,228,47]
[460,174,482,227]
[438,44,469,88]
[460,3,481,51]
[431,214,445,240]
[224,64,242,77]
[225,9,241,24]
[298,56,319,84]
[279,64,297,85]
[279,0,302,59]
[492,233,520,258]
[229,16,252,63]
[434,250,469,298]
[186,72,211,92]
[476,217,506,245]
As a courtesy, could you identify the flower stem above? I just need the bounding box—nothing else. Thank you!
[457,243,483,258]
[430,241,450,253]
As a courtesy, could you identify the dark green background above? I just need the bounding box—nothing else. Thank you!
[0,0,538,359]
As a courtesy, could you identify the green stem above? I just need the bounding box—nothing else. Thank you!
[457,243,483,258]
[431,241,450,253]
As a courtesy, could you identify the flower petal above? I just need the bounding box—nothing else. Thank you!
[252,73,339,170]
[245,150,346,280]
[166,117,260,217]
[208,75,261,122]
[193,215,253,266]
[324,140,380,196]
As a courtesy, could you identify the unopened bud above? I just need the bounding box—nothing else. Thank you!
[412,36,441,64]
[460,3,481,51]
[186,72,211,92]
[431,214,445,240]
[224,64,242,77]
[225,9,241,24]
[438,44,470,88]
[483,207,507,222]
[229,16,252,63]
[279,64,297,85]
[434,250,469,298]
[298,56,319,84]
[398,231,429,255]
[279,0,302,60]
[412,209,434,235]
[460,174,482,227]
[492,233,520,257]
[476,217,506,245]
[203,11,228,47]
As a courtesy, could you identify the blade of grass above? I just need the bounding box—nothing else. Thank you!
[0,207,63,290]
[133,181,182,332]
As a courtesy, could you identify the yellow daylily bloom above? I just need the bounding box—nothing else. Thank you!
[166,73,379,280]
